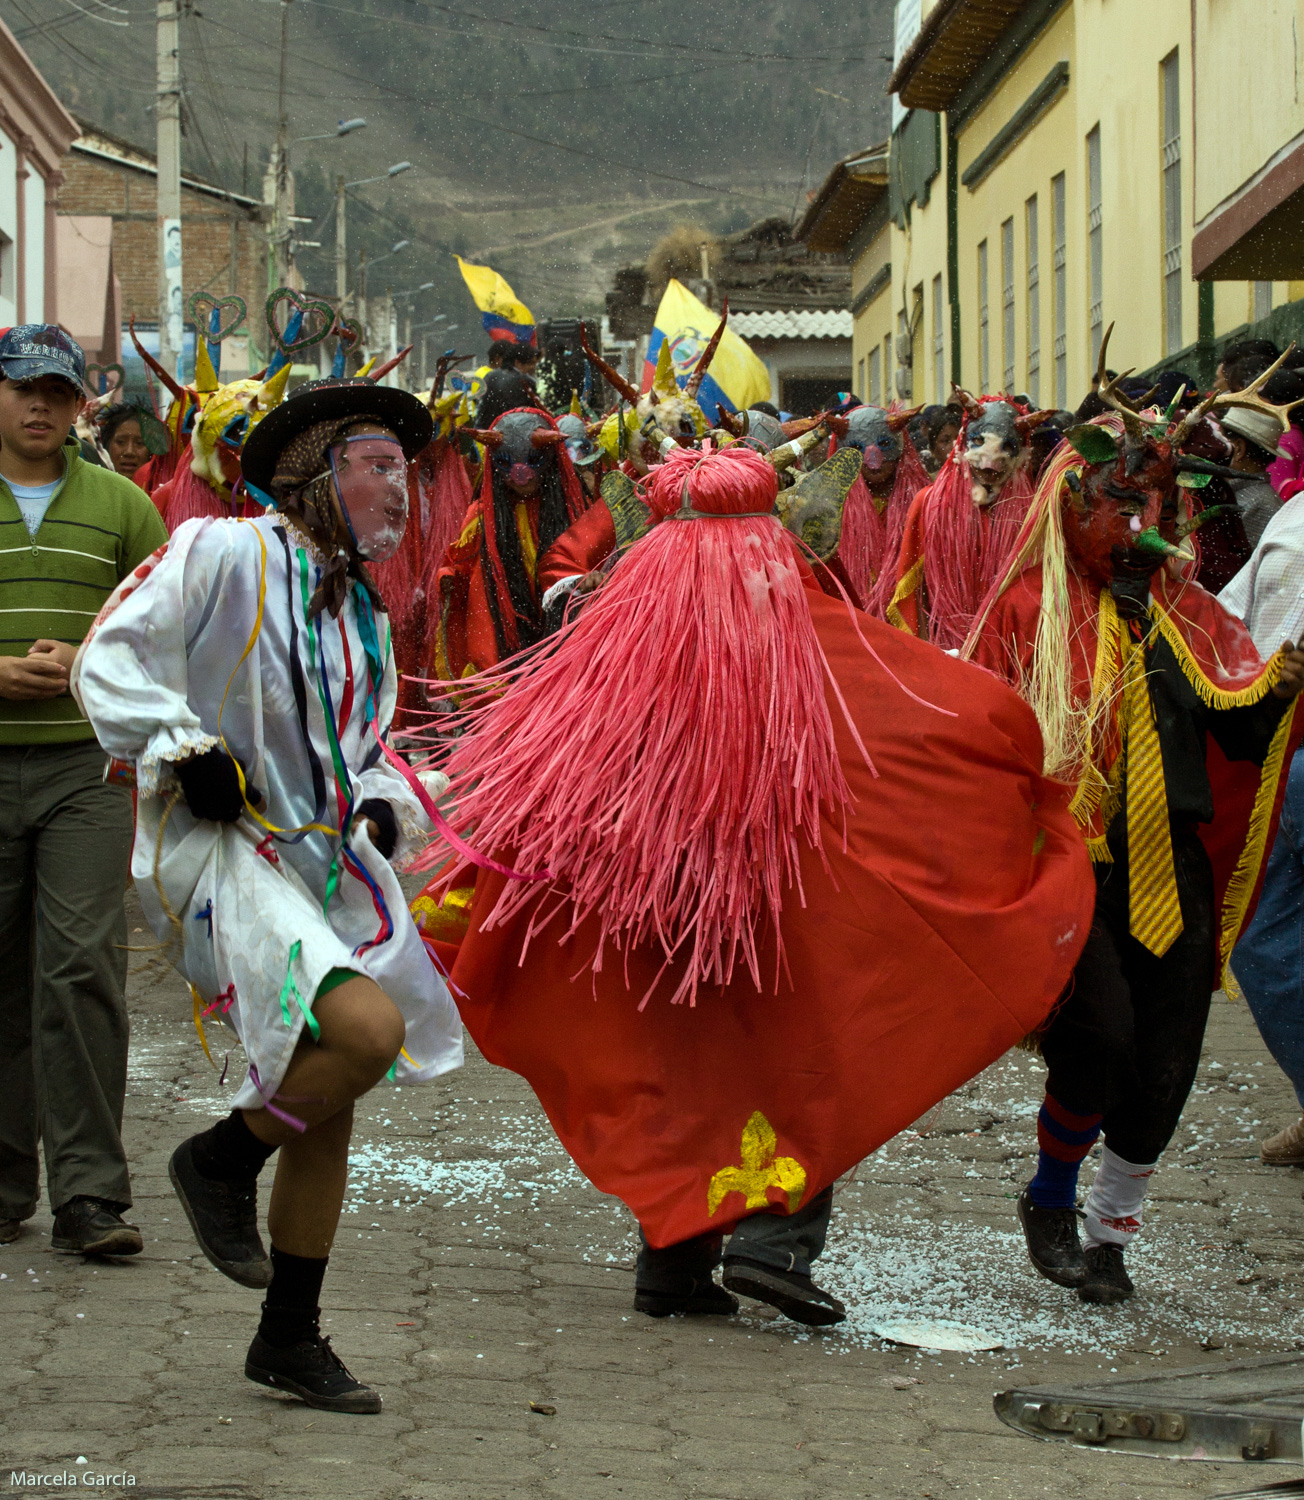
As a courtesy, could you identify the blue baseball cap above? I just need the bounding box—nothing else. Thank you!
[0,324,86,389]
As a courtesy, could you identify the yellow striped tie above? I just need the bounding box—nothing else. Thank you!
[1124,638,1184,956]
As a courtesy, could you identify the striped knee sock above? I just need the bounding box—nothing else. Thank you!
[1027,1093,1103,1209]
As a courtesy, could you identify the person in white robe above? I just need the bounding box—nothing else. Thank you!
[74,378,463,1414]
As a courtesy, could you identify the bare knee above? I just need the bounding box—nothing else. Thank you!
[314,977,406,1077]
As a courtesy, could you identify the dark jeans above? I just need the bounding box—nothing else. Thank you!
[1234,746,1304,1108]
[1040,821,1215,1164]
[0,740,134,1217]
[636,1187,834,1294]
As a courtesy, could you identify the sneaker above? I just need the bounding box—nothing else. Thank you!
[1261,1115,1304,1166]
[633,1280,739,1318]
[1078,1244,1134,1304]
[169,1136,271,1289]
[1017,1186,1087,1288]
[51,1198,142,1257]
[721,1258,846,1327]
[245,1329,382,1414]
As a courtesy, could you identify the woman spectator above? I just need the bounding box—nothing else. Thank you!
[99,403,152,485]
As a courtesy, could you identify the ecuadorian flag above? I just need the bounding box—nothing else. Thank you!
[456,256,537,347]
[643,279,771,424]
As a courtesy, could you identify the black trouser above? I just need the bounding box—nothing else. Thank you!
[0,741,134,1218]
[1041,821,1215,1164]
[636,1187,834,1294]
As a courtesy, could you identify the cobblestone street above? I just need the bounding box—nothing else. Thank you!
[4,887,1304,1500]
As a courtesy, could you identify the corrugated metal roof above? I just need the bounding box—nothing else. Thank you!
[731,309,853,340]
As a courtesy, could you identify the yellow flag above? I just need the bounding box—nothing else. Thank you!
[456,257,535,338]
[647,278,771,418]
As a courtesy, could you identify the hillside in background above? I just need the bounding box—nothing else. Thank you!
[7,0,893,339]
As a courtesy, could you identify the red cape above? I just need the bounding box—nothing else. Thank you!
[429,580,1094,1246]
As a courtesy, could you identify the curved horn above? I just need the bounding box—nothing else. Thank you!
[459,427,504,448]
[530,428,564,448]
[950,384,983,420]
[580,324,640,406]
[716,409,746,438]
[128,315,186,405]
[885,404,922,432]
[366,345,413,384]
[684,298,729,400]
[1015,409,1058,441]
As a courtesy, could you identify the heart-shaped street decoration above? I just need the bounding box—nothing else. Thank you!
[85,362,125,398]
[266,287,335,357]
[188,292,248,343]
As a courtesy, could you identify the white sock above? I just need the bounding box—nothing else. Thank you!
[1082,1146,1157,1250]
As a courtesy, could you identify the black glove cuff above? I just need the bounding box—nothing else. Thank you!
[356,798,398,860]
[175,748,248,823]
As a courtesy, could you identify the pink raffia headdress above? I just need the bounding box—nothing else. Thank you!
[419,443,860,1007]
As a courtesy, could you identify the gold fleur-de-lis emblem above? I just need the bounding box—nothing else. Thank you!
[707,1111,806,1216]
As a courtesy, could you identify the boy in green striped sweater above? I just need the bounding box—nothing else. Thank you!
[0,324,167,1255]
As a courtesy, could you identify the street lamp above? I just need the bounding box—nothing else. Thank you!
[335,162,413,302]
[294,117,367,143]
[274,119,368,284]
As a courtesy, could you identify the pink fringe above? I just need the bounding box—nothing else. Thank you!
[417,438,473,594]
[836,472,884,612]
[161,454,235,533]
[423,445,854,1008]
[867,437,930,620]
[921,456,1033,650]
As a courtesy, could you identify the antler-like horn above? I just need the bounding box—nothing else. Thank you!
[580,324,640,406]
[885,404,922,432]
[1174,341,1304,449]
[684,299,729,400]
[458,427,504,448]
[430,351,472,403]
[1090,322,1151,443]
[1173,454,1244,482]
[530,428,564,448]
[366,345,413,384]
[128,315,187,405]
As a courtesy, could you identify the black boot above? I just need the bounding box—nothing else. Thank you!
[1017,1186,1087,1288]
[169,1135,271,1288]
[634,1279,739,1318]
[721,1258,846,1326]
[51,1198,142,1257]
[1078,1244,1133,1304]
[245,1325,382,1414]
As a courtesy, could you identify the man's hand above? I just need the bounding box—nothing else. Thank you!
[1273,641,1304,700]
[0,652,68,700]
[29,638,78,674]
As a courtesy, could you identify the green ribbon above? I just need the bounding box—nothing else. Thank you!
[278,939,321,1041]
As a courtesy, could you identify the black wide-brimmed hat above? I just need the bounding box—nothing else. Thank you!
[241,377,434,492]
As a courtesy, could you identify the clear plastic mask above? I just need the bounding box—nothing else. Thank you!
[329,434,409,562]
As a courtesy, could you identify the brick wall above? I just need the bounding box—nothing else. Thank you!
[56,151,266,329]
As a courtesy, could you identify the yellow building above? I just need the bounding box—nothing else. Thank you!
[846,0,1304,411]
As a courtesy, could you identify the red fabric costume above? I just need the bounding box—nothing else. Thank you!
[430,408,586,679]
[414,447,1094,1248]
[972,563,1302,978]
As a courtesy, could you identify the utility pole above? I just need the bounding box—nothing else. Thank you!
[271,0,292,287]
[156,0,183,378]
[387,290,397,387]
[357,249,368,358]
[334,174,346,304]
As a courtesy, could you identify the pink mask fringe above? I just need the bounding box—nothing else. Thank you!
[867,437,930,620]
[922,453,1033,650]
[160,448,235,532]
